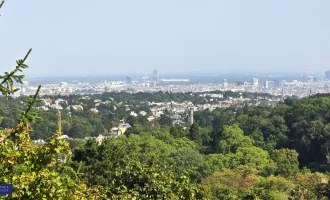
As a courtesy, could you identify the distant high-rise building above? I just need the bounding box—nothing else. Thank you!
[60,82,68,88]
[281,87,285,102]
[236,80,244,86]
[223,79,228,88]
[153,70,159,83]
[20,81,29,95]
[145,82,150,87]
[325,71,330,80]
[307,76,314,83]
[188,107,194,125]
[252,78,259,88]
[144,72,148,87]
[301,75,309,83]
[274,80,281,87]
[20,84,24,96]
[125,76,132,85]
[265,81,275,89]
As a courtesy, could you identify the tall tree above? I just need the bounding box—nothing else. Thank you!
[217,124,253,154]
[188,122,201,144]
[270,148,299,176]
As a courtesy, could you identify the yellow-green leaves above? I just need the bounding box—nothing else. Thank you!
[0,123,106,199]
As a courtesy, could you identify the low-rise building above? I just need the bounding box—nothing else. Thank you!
[95,135,105,145]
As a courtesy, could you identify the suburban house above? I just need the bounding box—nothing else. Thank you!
[108,123,131,136]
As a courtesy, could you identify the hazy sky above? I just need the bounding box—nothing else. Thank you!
[0,1,329,77]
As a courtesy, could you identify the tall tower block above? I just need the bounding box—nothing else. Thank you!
[58,110,62,133]
[188,107,194,125]
[153,70,159,83]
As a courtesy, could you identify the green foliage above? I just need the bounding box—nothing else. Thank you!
[210,109,235,151]
[293,171,329,193]
[285,97,330,170]
[0,89,104,199]
[67,138,86,150]
[109,160,200,199]
[170,126,186,138]
[227,146,276,175]
[158,113,172,126]
[19,85,43,124]
[0,49,31,100]
[203,154,228,176]
[252,176,296,200]
[271,148,299,176]
[68,116,94,138]
[3,85,330,198]
[217,124,253,154]
[169,147,205,181]
[188,122,202,144]
[201,168,262,199]
[313,182,330,199]
[72,135,202,199]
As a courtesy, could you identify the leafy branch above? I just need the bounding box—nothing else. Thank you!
[2,86,42,142]
[0,49,32,99]
[0,47,42,140]
[19,85,43,124]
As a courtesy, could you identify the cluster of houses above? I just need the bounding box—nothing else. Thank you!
[95,122,131,144]
[37,92,279,116]
[31,92,281,144]
[33,122,132,145]
[37,97,113,114]
[129,110,147,117]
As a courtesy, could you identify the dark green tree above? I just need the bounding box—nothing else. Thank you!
[188,123,201,144]
[158,113,172,126]
[170,126,180,138]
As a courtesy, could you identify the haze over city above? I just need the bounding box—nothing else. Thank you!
[1,0,329,77]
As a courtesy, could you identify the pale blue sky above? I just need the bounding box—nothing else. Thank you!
[0,0,329,76]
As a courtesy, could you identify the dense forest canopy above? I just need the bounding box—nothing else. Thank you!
[3,91,330,172]
[68,92,330,199]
